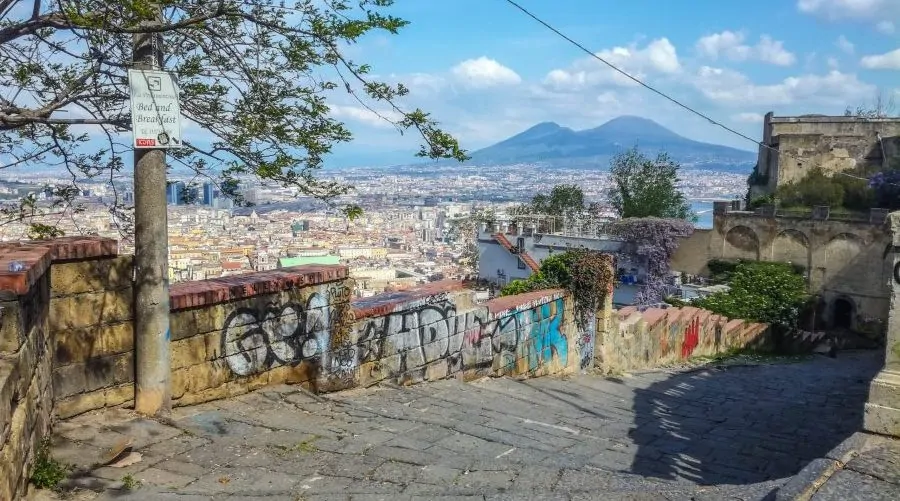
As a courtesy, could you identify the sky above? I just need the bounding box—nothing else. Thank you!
[325,0,900,166]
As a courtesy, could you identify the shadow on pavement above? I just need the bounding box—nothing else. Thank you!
[628,350,882,485]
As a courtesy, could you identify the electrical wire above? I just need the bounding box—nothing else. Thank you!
[501,0,899,188]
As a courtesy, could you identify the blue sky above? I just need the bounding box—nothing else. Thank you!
[326,0,900,166]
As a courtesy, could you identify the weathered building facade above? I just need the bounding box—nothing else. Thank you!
[750,112,900,198]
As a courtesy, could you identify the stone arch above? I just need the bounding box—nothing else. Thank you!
[823,233,864,268]
[723,225,760,261]
[771,229,810,270]
[831,295,856,329]
[822,232,866,291]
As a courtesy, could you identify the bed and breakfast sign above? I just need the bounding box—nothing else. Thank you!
[128,69,183,149]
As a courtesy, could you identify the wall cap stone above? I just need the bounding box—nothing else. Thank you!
[484,289,565,320]
[0,236,118,295]
[352,280,466,319]
[169,264,349,310]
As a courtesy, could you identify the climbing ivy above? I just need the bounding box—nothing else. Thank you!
[500,249,614,326]
[607,218,694,305]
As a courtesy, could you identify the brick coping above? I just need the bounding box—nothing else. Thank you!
[169,265,348,310]
[351,282,566,321]
[352,280,466,319]
[0,237,118,295]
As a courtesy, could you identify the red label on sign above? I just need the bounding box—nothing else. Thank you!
[136,138,156,147]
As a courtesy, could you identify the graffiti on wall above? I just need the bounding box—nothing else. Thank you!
[681,317,700,359]
[221,284,583,384]
[221,283,353,377]
[355,296,573,380]
[576,310,596,371]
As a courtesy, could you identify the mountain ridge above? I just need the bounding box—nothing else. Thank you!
[464,116,755,171]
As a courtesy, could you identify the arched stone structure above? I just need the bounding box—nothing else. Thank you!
[723,225,760,261]
[771,229,811,271]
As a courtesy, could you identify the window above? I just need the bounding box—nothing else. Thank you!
[517,257,526,270]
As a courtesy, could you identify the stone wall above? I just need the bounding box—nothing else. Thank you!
[0,236,772,498]
[51,252,134,419]
[168,266,354,406]
[597,305,770,374]
[0,238,117,501]
[670,229,713,276]
[353,285,588,387]
[671,209,891,336]
[756,113,900,194]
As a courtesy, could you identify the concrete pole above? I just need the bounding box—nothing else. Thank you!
[132,16,171,415]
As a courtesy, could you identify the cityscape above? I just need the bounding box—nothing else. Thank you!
[2,0,900,499]
[0,161,747,297]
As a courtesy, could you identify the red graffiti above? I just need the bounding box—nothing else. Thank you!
[681,317,700,359]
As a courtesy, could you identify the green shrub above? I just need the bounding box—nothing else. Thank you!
[30,438,68,490]
[776,168,844,208]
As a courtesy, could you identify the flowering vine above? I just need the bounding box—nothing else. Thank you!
[608,218,694,304]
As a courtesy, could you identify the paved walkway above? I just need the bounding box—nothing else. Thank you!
[36,351,882,500]
[791,432,900,501]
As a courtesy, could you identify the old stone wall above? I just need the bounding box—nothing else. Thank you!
[757,114,900,192]
[670,229,713,276]
[51,253,134,419]
[598,305,770,374]
[0,238,117,501]
[714,210,891,333]
[168,267,354,406]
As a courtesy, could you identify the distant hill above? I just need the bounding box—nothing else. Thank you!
[465,116,756,171]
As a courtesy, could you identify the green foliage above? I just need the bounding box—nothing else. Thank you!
[121,474,142,490]
[775,167,877,211]
[526,184,585,216]
[27,223,65,240]
[0,0,466,233]
[30,438,69,490]
[776,168,845,208]
[694,261,808,333]
[707,259,739,283]
[499,249,614,325]
[747,163,769,187]
[747,193,775,210]
[608,147,694,220]
[664,296,689,307]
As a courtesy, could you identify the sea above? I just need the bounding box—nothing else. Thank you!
[690,200,715,229]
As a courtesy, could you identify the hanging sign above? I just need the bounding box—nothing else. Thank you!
[128,69,183,149]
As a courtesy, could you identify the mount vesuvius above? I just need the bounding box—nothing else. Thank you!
[466,116,756,172]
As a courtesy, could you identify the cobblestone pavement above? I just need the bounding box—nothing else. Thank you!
[805,433,900,501]
[37,350,882,500]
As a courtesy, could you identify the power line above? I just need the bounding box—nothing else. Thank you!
[502,0,762,147]
[502,0,898,188]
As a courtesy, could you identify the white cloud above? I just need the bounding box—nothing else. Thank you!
[827,56,840,68]
[797,0,897,19]
[836,35,855,54]
[329,104,402,128]
[861,47,900,68]
[733,112,765,123]
[877,20,897,33]
[543,38,680,91]
[694,66,875,106]
[695,31,796,66]
[450,57,521,88]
